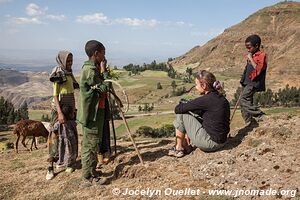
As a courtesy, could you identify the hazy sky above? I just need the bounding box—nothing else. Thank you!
[0,0,287,67]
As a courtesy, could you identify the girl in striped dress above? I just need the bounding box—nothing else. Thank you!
[46,51,79,180]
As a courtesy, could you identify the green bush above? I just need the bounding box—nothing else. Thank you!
[136,126,155,137]
[155,124,175,137]
[136,124,175,138]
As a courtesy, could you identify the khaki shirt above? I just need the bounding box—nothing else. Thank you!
[76,60,109,128]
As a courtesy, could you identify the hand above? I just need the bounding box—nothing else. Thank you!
[57,112,66,124]
[247,53,253,61]
[100,57,107,73]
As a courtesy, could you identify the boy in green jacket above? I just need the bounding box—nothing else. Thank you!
[77,40,110,186]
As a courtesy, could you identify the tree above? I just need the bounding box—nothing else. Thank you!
[19,102,29,120]
[7,109,15,125]
[14,110,21,123]
[143,103,149,112]
[167,66,176,79]
[157,82,162,89]
[138,105,142,112]
[167,58,174,62]
[186,67,193,83]
[149,103,154,111]
[171,81,177,92]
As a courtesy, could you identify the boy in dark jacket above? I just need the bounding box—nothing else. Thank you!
[240,34,267,125]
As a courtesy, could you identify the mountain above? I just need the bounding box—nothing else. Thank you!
[0,69,28,86]
[0,69,52,108]
[170,2,300,89]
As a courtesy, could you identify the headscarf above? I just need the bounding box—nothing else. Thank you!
[56,50,73,72]
[49,51,78,86]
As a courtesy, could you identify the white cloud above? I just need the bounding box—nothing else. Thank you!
[26,3,46,16]
[75,12,193,28]
[8,3,66,25]
[115,18,159,27]
[76,13,110,25]
[46,14,66,21]
[11,17,43,25]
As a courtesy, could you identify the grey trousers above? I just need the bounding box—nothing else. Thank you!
[173,114,225,152]
[240,85,263,123]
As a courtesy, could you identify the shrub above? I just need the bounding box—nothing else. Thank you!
[136,126,155,137]
[155,124,175,137]
[135,124,175,138]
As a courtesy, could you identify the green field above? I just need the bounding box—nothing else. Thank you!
[140,70,169,78]
[29,109,51,121]
[114,114,175,138]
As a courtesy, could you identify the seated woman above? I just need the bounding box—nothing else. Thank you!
[169,70,230,157]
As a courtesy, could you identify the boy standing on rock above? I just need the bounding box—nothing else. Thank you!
[240,34,267,125]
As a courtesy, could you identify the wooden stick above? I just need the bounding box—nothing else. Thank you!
[118,109,144,165]
[105,79,144,165]
[230,89,243,123]
[108,94,117,155]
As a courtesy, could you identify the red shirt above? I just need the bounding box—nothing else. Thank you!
[98,93,107,109]
[250,51,267,80]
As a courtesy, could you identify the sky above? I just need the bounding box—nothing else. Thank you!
[0,0,288,69]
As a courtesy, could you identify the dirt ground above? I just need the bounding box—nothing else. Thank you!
[0,114,299,200]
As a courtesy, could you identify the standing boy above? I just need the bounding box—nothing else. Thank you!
[240,34,267,125]
[77,40,110,186]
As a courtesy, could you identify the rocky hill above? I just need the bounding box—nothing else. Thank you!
[0,69,28,86]
[0,69,52,108]
[170,2,300,89]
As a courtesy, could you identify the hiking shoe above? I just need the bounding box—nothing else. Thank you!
[168,146,176,156]
[244,119,252,127]
[254,112,266,122]
[245,118,258,128]
[93,177,108,185]
[46,167,54,180]
[81,176,107,187]
[174,150,185,158]
[65,167,74,173]
[245,117,258,127]
[184,145,194,154]
[168,146,185,158]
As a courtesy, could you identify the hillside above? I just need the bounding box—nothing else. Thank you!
[0,112,299,199]
[0,69,28,86]
[0,69,52,108]
[170,2,300,90]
